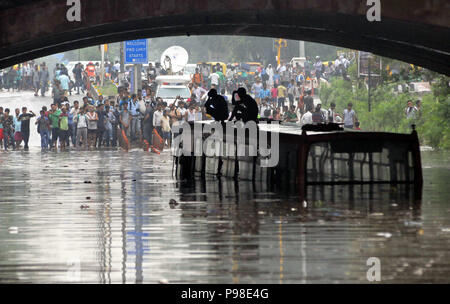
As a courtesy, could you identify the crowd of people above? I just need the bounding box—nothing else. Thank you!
[182,56,357,127]
[0,87,360,153]
[0,52,361,152]
[162,55,351,97]
[0,60,98,96]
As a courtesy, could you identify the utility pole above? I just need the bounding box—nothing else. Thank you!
[131,64,142,94]
[119,41,125,87]
[368,55,372,112]
[101,44,105,87]
[299,41,305,58]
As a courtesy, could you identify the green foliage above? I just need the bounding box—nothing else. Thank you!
[319,75,450,150]
[97,81,117,97]
[416,76,450,150]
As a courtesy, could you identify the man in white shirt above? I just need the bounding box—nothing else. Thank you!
[301,104,314,125]
[343,102,357,129]
[259,100,270,118]
[152,104,163,134]
[178,102,188,118]
[326,102,341,123]
[23,64,31,89]
[251,78,264,103]
[226,67,234,80]
[193,83,207,102]
[277,63,286,74]
[209,72,219,89]
[187,106,197,122]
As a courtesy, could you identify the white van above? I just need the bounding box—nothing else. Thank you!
[155,75,191,105]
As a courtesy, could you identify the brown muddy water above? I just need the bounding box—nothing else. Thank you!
[0,147,449,284]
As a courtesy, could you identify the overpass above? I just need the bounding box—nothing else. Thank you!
[0,0,449,75]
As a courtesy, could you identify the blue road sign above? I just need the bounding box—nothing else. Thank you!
[124,39,148,64]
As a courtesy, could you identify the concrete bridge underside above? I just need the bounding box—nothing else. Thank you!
[0,0,449,75]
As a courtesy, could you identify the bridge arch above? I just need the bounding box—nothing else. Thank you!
[0,0,449,75]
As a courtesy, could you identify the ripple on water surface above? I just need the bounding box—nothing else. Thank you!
[0,150,449,283]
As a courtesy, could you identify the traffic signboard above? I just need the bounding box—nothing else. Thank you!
[124,39,148,64]
[358,51,381,77]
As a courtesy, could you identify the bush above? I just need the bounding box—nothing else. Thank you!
[319,76,450,150]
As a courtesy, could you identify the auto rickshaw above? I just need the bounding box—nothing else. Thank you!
[197,62,227,75]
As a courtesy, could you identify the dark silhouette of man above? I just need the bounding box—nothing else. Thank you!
[229,87,258,123]
[229,90,241,121]
[204,89,229,122]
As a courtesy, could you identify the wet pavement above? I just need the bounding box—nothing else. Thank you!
[1,91,450,283]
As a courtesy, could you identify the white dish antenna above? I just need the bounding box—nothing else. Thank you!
[160,46,189,73]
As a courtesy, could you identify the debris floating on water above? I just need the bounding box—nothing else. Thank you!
[8,227,19,234]
[404,221,422,227]
[413,268,424,276]
[376,232,392,238]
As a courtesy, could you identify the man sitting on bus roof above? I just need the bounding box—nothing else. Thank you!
[205,89,228,123]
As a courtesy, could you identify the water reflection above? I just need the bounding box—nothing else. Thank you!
[0,150,449,283]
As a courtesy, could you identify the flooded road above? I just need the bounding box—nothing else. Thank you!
[0,92,450,283]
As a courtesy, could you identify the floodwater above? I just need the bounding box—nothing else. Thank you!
[0,92,450,283]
